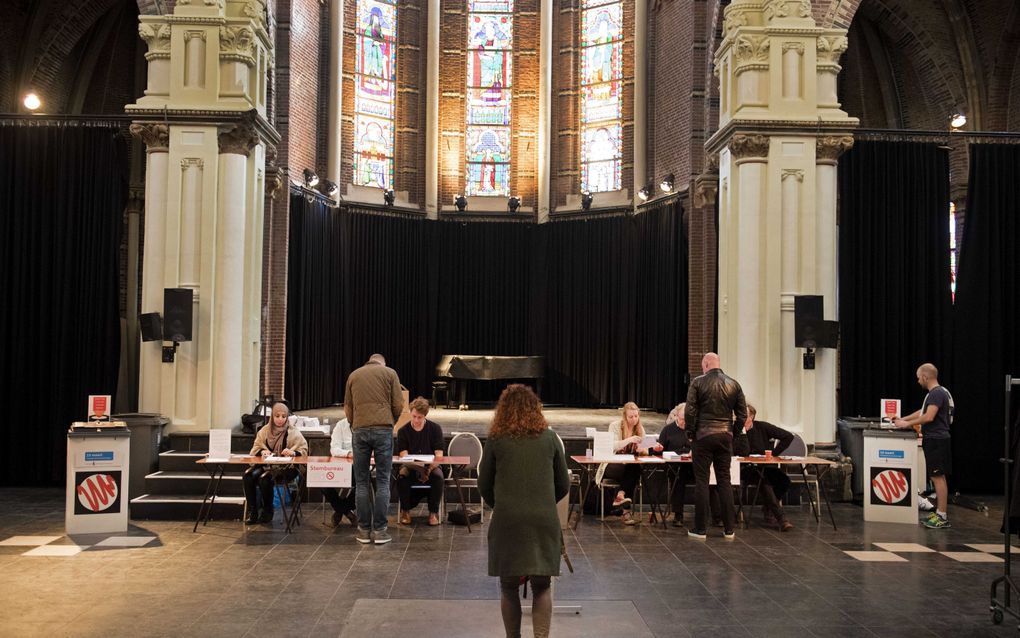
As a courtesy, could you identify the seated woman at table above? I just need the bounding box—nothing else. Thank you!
[321,417,358,528]
[595,402,651,525]
[243,402,308,525]
[396,397,445,526]
[649,402,694,527]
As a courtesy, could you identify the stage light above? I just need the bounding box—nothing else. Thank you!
[23,92,41,111]
[322,179,339,198]
[659,173,675,193]
[454,194,468,212]
[383,188,396,206]
[507,195,521,213]
[638,182,654,201]
[303,168,319,188]
[950,113,967,129]
[581,191,594,211]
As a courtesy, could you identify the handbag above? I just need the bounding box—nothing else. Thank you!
[241,400,270,434]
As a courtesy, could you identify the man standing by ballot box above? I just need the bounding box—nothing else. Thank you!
[345,354,405,545]
[685,352,747,540]
[893,363,955,529]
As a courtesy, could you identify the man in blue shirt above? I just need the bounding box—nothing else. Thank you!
[894,363,954,529]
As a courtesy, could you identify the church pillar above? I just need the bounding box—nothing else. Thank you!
[706,0,857,443]
[425,0,440,219]
[130,0,278,431]
[633,0,647,207]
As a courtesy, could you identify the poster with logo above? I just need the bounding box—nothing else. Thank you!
[880,398,901,423]
[74,471,122,515]
[870,466,911,507]
[307,461,352,488]
[88,395,112,421]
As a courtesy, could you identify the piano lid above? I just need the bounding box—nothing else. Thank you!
[436,355,544,380]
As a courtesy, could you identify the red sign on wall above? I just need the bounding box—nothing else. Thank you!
[870,467,911,506]
[74,471,122,515]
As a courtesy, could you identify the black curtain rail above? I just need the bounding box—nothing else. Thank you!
[0,115,132,128]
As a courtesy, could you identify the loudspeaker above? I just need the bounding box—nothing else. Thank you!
[139,312,162,342]
[794,295,823,347]
[163,288,193,342]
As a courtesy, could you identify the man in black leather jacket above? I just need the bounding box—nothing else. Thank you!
[684,352,747,539]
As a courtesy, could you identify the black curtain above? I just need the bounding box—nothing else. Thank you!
[837,141,952,418]
[952,144,1020,493]
[285,195,688,412]
[0,125,125,486]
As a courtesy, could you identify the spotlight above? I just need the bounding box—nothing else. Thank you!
[454,194,468,212]
[659,173,675,193]
[383,188,396,206]
[581,191,594,211]
[638,182,654,201]
[507,195,521,213]
[303,168,319,188]
[322,179,339,198]
[950,113,967,129]
[23,92,41,111]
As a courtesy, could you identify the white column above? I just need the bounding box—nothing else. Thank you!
[327,0,343,184]
[211,151,248,428]
[734,157,765,400]
[780,169,803,429]
[133,125,170,413]
[633,0,647,207]
[425,0,440,219]
[537,0,552,223]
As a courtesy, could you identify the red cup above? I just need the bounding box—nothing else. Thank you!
[764,449,773,461]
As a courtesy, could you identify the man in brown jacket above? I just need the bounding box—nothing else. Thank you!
[344,354,404,544]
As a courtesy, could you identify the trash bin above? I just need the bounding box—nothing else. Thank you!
[837,417,881,501]
[114,413,169,502]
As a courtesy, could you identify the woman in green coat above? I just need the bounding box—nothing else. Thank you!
[479,384,570,638]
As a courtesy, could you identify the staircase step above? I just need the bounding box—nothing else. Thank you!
[145,471,244,496]
[130,494,245,521]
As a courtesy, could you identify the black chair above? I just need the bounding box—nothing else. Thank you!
[431,380,451,408]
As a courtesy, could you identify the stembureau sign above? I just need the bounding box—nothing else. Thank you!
[307,462,351,488]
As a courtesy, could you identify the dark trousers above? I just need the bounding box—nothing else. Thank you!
[744,467,791,522]
[603,463,641,499]
[693,433,736,533]
[243,465,298,514]
[397,467,444,513]
[322,478,356,516]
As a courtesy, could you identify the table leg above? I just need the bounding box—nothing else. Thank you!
[452,471,472,533]
[800,465,821,523]
[193,464,223,533]
[815,466,838,531]
[573,465,592,531]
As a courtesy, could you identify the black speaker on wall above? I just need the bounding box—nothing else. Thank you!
[794,295,839,349]
[139,312,163,342]
[163,288,193,342]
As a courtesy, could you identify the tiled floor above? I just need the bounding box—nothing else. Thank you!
[0,487,1017,637]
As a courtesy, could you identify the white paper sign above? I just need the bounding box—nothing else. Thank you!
[592,432,613,458]
[709,457,741,486]
[307,461,352,488]
[207,429,232,462]
[87,395,112,420]
[641,434,658,450]
[880,398,901,422]
[585,427,597,440]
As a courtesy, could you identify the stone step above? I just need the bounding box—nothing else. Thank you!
[129,493,245,521]
[144,470,244,496]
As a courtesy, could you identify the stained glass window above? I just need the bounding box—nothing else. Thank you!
[949,201,957,302]
[465,2,513,197]
[354,0,397,190]
[580,0,623,193]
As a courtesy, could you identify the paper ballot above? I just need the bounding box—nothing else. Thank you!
[207,429,232,462]
[592,432,613,458]
[640,434,658,450]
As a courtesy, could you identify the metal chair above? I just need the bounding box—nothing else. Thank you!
[784,433,819,515]
[443,432,484,521]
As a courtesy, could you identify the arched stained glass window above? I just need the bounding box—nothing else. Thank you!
[579,0,622,193]
[354,0,397,189]
[465,0,513,197]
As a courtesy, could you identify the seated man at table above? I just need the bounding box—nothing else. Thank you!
[321,417,358,528]
[396,397,445,526]
[736,404,795,531]
[243,402,309,524]
[651,402,695,527]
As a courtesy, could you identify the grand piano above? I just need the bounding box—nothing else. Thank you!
[435,355,544,409]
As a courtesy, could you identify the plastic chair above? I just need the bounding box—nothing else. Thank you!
[784,433,819,515]
[443,432,484,521]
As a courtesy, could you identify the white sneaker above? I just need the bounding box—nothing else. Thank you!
[918,496,934,512]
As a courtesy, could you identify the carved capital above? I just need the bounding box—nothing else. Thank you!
[218,121,260,156]
[219,25,255,58]
[816,135,854,162]
[265,171,283,199]
[130,123,170,152]
[244,0,268,30]
[782,42,805,54]
[180,158,205,169]
[816,35,848,64]
[734,35,770,65]
[184,30,207,42]
[722,6,749,38]
[764,0,811,21]
[694,179,719,208]
[781,168,804,182]
[138,22,172,54]
[706,153,720,173]
[729,133,770,160]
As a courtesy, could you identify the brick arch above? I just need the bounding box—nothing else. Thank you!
[821,0,866,29]
[135,0,167,16]
[985,2,1020,129]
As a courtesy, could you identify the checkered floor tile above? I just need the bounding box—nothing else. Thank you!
[843,542,1014,562]
[1,534,157,556]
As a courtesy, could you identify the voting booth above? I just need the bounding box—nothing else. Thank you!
[66,422,131,534]
[862,429,917,523]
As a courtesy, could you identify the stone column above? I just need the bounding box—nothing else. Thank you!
[537,0,553,223]
[706,0,857,443]
[129,123,170,414]
[425,0,440,219]
[633,0,647,207]
[327,0,343,184]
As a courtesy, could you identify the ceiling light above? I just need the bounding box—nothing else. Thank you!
[454,194,468,212]
[638,182,654,201]
[383,188,396,206]
[23,93,41,111]
[507,195,521,213]
[659,173,675,193]
[581,191,594,211]
[303,168,319,188]
[950,113,967,129]
[322,179,339,198]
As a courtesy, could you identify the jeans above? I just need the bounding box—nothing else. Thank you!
[693,433,736,533]
[353,426,394,532]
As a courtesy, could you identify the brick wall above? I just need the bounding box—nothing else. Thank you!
[277,0,321,176]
